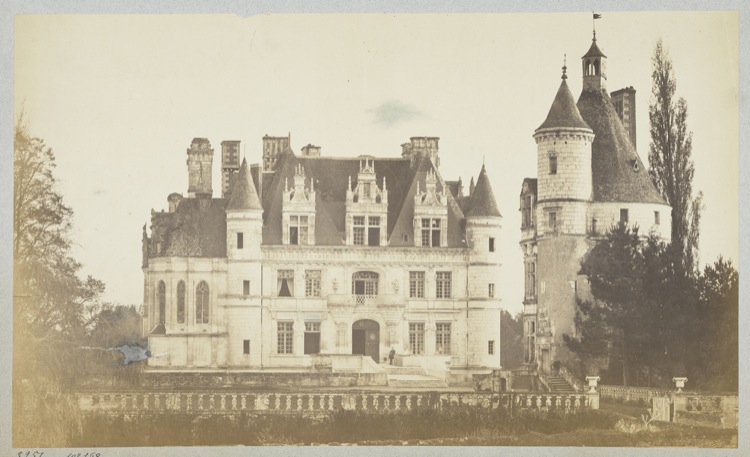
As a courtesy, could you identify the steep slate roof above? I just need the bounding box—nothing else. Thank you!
[151,198,229,258]
[465,165,502,218]
[537,78,591,131]
[149,144,490,259]
[577,87,667,205]
[261,151,467,247]
[227,159,262,211]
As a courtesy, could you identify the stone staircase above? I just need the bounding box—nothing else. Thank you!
[384,365,447,388]
[546,374,577,393]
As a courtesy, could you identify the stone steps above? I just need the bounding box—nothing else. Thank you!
[546,375,576,393]
[383,366,427,376]
[387,374,448,389]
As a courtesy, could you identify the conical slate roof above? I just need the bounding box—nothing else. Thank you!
[577,88,666,205]
[465,165,502,218]
[582,38,606,58]
[227,159,262,211]
[537,78,591,131]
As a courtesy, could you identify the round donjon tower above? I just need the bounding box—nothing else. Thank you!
[531,62,595,371]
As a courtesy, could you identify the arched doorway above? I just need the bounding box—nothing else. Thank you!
[352,319,380,362]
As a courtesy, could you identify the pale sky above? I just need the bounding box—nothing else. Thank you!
[14,12,739,314]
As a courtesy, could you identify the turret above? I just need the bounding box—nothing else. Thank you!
[226,159,263,260]
[533,61,594,236]
[582,33,607,93]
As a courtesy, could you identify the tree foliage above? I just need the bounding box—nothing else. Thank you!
[13,115,143,447]
[566,221,734,390]
[564,224,650,386]
[695,257,738,391]
[648,39,701,275]
[500,310,524,370]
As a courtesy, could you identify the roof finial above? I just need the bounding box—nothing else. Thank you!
[562,54,567,80]
[592,12,602,41]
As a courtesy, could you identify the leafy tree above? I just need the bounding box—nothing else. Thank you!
[695,257,738,391]
[565,224,647,386]
[648,39,702,275]
[500,310,524,370]
[89,304,144,348]
[13,115,108,446]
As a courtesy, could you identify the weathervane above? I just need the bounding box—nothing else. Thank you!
[593,12,602,40]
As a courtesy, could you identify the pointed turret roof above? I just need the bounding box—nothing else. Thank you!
[583,35,606,58]
[466,165,502,218]
[536,66,591,131]
[227,159,262,211]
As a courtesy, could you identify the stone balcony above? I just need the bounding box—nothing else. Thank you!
[326,294,406,308]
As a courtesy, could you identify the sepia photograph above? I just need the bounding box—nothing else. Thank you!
[3,3,745,455]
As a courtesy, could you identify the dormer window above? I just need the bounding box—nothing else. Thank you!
[289,215,309,245]
[351,215,382,246]
[282,164,316,246]
[346,157,388,247]
[353,216,365,245]
[421,218,442,247]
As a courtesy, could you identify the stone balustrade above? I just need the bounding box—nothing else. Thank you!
[599,385,674,403]
[326,293,406,307]
[76,391,593,416]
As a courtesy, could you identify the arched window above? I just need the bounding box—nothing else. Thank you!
[176,281,185,324]
[593,60,600,76]
[157,281,166,324]
[196,281,210,324]
[352,272,379,304]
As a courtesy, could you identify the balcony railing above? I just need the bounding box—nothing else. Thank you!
[327,294,406,307]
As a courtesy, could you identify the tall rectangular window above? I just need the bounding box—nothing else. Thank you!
[421,218,442,247]
[488,340,495,355]
[243,340,250,355]
[409,323,425,355]
[489,283,495,298]
[353,216,365,245]
[654,211,660,225]
[549,155,557,174]
[489,237,495,252]
[277,270,294,297]
[548,211,557,231]
[237,232,244,249]
[436,271,452,299]
[521,195,533,228]
[436,322,451,355]
[289,215,309,245]
[304,321,321,354]
[409,271,425,298]
[243,280,250,296]
[277,322,294,354]
[176,281,185,323]
[368,216,380,247]
[620,208,629,224]
[525,262,537,299]
[305,270,321,297]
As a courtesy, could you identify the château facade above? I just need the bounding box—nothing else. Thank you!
[141,135,503,373]
[520,33,672,372]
